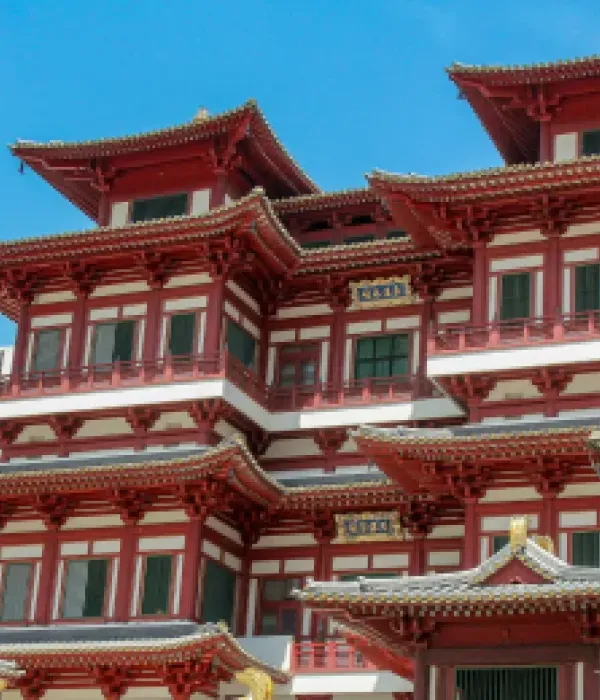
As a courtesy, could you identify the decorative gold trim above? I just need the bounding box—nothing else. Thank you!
[235,667,273,700]
[335,511,403,543]
[350,276,416,309]
[534,535,555,555]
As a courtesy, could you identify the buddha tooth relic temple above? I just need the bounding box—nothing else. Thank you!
[6,54,600,700]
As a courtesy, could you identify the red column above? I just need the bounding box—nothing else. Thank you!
[311,533,333,638]
[559,662,575,700]
[418,296,434,395]
[179,517,203,620]
[413,650,429,700]
[98,193,110,227]
[36,529,59,624]
[544,232,562,318]
[237,543,251,635]
[210,170,227,209]
[463,497,479,568]
[204,278,225,362]
[327,305,346,394]
[540,492,558,543]
[11,299,31,387]
[68,292,87,372]
[472,240,487,326]
[540,120,552,162]
[409,535,426,576]
[114,524,136,621]
[143,287,162,367]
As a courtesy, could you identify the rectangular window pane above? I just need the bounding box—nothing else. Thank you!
[63,559,108,618]
[1,563,31,621]
[354,334,409,379]
[281,608,298,635]
[575,264,600,312]
[582,130,600,157]
[573,531,600,567]
[202,559,237,628]
[259,612,278,634]
[131,193,188,223]
[500,272,530,321]
[93,321,134,365]
[141,555,172,615]
[33,329,61,373]
[169,313,196,357]
[263,578,300,602]
[279,363,296,387]
[227,320,256,368]
[301,361,316,385]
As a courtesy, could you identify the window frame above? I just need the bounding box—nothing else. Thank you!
[164,310,200,360]
[129,192,190,224]
[199,553,239,632]
[58,555,113,621]
[570,529,600,567]
[136,552,177,618]
[225,319,258,371]
[276,343,321,388]
[498,270,533,322]
[29,327,66,377]
[0,559,36,624]
[581,129,600,158]
[573,262,600,313]
[256,576,303,637]
[352,331,412,381]
[90,318,139,368]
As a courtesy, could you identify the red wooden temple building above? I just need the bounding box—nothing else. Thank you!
[1,54,600,698]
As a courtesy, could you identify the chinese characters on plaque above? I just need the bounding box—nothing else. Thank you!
[335,511,403,543]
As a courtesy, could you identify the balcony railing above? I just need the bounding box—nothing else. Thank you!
[428,311,600,355]
[0,353,438,410]
[291,640,378,673]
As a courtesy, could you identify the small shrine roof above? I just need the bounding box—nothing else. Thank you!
[0,621,288,682]
[10,100,318,206]
[448,55,600,84]
[298,535,600,608]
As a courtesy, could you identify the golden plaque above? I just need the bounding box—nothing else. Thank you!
[350,276,416,309]
[336,511,403,543]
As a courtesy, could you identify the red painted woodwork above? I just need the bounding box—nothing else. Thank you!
[179,518,203,620]
[291,640,378,673]
[114,524,136,622]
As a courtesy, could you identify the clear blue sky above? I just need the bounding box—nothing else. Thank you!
[0,0,598,344]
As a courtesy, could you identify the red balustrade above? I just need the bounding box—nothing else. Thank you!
[291,640,378,673]
[0,353,436,410]
[428,311,600,355]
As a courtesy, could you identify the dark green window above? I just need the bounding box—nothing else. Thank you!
[202,559,236,628]
[354,334,409,380]
[93,321,135,365]
[168,313,196,357]
[582,130,600,157]
[386,230,407,240]
[62,559,108,618]
[227,320,256,368]
[1,562,32,621]
[575,264,600,312]
[141,555,173,615]
[456,667,557,700]
[131,193,188,223]
[301,240,331,249]
[344,234,375,245]
[500,272,531,321]
[492,535,510,553]
[572,531,600,567]
[33,329,62,373]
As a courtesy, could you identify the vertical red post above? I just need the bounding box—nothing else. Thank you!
[540,492,558,543]
[327,305,346,395]
[179,517,203,620]
[210,171,227,209]
[204,278,225,362]
[68,292,87,375]
[311,534,333,638]
[98,193,111,227]
[544,232,562,319]
[413,650,430,700]
[236,543,251,635]
[418,296,434,395]
[463,497,479,568]
[36,529,59,624]
[143,287,162,369]
[114,524,136,621]
[472,240,487,327]
[11,299,31,387]
[559,662,575,700]
[409,535,426,576]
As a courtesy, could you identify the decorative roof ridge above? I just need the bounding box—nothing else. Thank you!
[369,155,600,186]
[273,187,375,210]
[447,55,600,76]
[0,621,289,682]
[283,478,397,494]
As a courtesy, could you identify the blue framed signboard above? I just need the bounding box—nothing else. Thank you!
[335,511,403,543]
[350,276,415,308]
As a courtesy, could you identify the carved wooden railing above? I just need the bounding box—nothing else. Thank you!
[290,640,378,673]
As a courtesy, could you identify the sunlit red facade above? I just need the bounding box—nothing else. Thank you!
[2,56,600,699]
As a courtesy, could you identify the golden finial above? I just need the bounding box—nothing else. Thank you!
[509,516,528,550]
[534,535,555,555]
[193,107,210,122]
